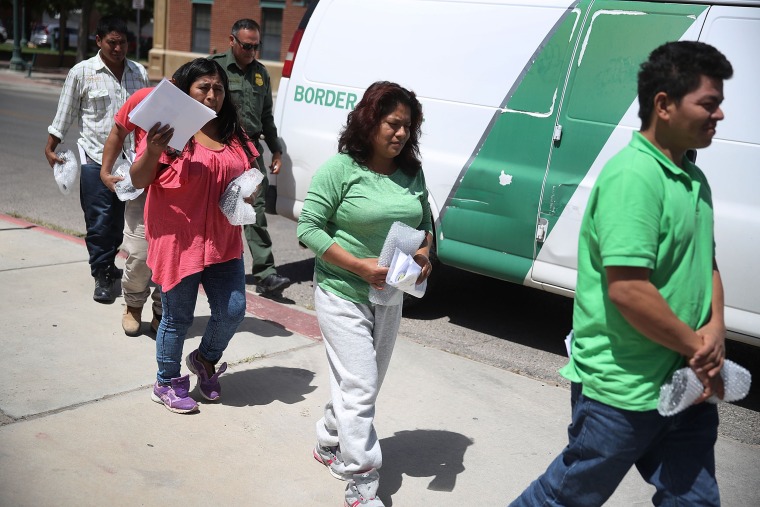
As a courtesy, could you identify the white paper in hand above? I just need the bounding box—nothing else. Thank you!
[369,222,426,305]
[385,248,427,298]
[128,78,217,151]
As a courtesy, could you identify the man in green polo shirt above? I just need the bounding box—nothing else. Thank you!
[511,41,733,506]
[209,18,291,296]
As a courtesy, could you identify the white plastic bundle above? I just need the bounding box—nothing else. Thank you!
[53,149,79,195]
[219,169,264,226]
[112,159,144,201]
[369,221,426,306]
[658,359,752,416]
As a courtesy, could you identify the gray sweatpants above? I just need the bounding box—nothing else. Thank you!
[122,193,161,313]
[314,285,402,475]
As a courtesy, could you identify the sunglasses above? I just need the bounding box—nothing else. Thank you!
[233,34,261,52]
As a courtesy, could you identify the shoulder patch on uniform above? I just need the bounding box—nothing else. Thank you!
[255,73,264,86]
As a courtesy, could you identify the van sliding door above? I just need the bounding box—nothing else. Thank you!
[436,1,586,284]
[531,0,709,291]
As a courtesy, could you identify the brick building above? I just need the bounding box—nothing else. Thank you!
[149,0,312,84]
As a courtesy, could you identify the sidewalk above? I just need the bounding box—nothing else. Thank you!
[1,218,759,507]
[0,61,68,92]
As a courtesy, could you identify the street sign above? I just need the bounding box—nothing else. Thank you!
[132,0,145,9]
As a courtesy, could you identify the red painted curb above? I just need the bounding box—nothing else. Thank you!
[1,214,87,246]
[0,214,129,260]
[244,291,323,343]
[1,213,322,341]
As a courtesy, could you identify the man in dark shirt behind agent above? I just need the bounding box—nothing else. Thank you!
[209,18,291,296]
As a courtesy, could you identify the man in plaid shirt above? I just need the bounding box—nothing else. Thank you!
[44,16,149,303]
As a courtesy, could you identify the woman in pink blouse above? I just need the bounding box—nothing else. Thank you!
[131,58,259,414]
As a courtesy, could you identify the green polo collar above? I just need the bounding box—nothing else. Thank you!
[630,131,698,179]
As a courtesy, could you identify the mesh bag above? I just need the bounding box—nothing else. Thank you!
[658,359,752,416]
[53,149,79,195]
[369,221,426,306]
[219,169,265,226]
[112,159,144,201]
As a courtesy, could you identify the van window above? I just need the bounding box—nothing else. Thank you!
[700,10,760,146]
[565,8,700,126]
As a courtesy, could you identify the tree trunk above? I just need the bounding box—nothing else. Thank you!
[77,0,93,63]
[57,10,67,67]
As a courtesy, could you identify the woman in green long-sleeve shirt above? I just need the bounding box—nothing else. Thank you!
[297,81,432,507]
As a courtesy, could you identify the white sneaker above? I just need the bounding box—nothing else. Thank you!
[344,469,384,507]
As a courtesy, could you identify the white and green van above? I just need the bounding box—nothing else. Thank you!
[271,0,760,345]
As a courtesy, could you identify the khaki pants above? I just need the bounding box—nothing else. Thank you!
[122,193,162,314]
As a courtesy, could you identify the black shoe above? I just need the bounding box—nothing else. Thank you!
[93,271,116,304]
[107,264,123,279]
[255,273,292,295]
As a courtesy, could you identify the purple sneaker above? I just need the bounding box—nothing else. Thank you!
[151,374,198,414]
[185,349,228,401]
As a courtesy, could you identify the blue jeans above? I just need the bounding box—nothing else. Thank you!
[80,163,125,276]
[510,383,719,507]
[155,257,246,384]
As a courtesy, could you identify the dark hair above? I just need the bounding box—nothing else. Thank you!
[232,19,261,36]
[172,58,256,161]
[638,41,732,128]
[338,81,424,175]
[95,16,129,39]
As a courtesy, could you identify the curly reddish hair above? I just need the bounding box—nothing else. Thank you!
[338,81,423,175]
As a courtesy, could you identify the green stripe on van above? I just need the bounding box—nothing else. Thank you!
[438,0,706,284]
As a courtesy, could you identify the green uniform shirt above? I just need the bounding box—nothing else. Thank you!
[561,132,715,411]
[209,50,282,154]
[297,153,433,304]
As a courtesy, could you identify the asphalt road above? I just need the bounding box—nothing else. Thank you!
[1,82,758,447]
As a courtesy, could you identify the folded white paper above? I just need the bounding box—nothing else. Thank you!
[128,78,217,151]
[369,222,426,306]
[385,248,427,298]
[564,330,573,357]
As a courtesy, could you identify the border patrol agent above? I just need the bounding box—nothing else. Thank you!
[209,18,292,296]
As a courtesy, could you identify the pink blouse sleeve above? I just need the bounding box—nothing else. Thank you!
[135,137,188,189]
[155,150,191,188]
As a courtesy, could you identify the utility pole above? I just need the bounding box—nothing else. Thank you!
[9,0,26,70]
[20,1,27,46]
[133,0,145,61]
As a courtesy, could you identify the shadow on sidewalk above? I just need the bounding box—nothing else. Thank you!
[269,257,316,285]
[211,365,317,406]
[379,429,474,506]
[185,314,295,340]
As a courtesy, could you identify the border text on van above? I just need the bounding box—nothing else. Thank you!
[294,85,357,110]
